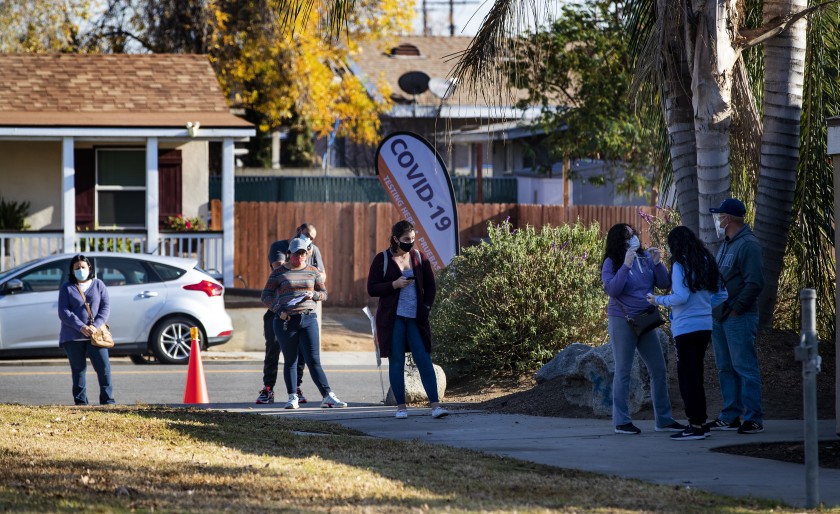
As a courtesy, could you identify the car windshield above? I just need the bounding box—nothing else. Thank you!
[0,256,52,282]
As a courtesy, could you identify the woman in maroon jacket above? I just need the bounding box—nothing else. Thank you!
[367,220,449,419]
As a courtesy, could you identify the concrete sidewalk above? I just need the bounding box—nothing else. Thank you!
[213,403,840,509]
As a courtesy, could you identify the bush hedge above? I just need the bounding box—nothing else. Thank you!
[431,219,609,380]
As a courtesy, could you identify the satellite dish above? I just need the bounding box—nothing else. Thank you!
[429,77,456,100]
[398,71,430,96]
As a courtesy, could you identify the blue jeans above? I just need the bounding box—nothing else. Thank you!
[608,316,675,427]
[389,316,439,405]
[263,309,304,389]
[712,312,763,424]
[273,312,331,397]
[63,340,115,405]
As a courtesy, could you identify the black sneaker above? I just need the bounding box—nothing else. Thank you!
[255,386,274,404]
[615,423,641,434]
[655,421,688,432]
[703,417,741,431]
[737,420,764,434]
[703,424,711,437]
[296,387,308,404]
[670,426,706,441]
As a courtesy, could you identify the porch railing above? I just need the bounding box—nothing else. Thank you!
[0,231,223,275]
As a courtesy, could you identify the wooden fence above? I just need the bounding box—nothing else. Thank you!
[220,201,655,307]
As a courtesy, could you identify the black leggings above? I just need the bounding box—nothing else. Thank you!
[674,330,711,426]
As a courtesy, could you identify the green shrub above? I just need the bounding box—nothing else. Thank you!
[0,196,30,230]
[431,219,609,380]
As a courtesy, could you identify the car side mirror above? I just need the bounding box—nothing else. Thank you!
[2,279,25,295]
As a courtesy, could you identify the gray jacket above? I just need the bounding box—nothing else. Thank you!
[713,224,764,320]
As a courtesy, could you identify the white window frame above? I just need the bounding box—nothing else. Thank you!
[95,148,147,229]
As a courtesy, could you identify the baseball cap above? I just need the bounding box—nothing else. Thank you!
[289,236,310,254]
[709,198,746,217]
[267,239,289,265]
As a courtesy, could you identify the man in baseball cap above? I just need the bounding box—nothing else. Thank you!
[705,198,766,435]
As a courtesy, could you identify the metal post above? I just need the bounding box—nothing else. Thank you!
[796,288,821,508]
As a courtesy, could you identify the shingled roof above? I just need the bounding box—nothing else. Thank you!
[0,54,251,128]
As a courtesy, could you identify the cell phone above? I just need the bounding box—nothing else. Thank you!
[405,276,415,281]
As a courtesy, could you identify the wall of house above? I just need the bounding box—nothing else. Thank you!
[176,141,210,222]
[0,141,62,230]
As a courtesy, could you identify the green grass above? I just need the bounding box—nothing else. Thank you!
[0,404,832,513]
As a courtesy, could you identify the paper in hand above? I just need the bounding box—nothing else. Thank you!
[286,295,307,307]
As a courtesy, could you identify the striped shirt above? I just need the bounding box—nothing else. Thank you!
[261,265,327,314]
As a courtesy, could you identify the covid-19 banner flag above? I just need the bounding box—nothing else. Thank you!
[375,132,459,271]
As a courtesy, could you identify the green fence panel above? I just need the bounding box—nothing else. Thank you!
[209,176,517,203]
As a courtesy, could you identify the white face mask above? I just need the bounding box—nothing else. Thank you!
[627,235,640,251]
[714,214,727,239]
[74,268,89,281]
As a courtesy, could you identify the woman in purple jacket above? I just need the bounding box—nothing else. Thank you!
[367,220,448,419]
[601,224,682,435]
[57,254,114,405]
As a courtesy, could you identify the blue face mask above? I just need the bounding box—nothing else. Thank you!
[627,235,640,251]
[74,268,89,282]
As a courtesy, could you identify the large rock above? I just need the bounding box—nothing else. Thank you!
[535,331,671,416]
[385,363,447,406]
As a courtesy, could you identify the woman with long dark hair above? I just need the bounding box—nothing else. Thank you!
[648,226,728,440]
[367,220,448,419]
[602,223,683,435]
[57,254,115,405]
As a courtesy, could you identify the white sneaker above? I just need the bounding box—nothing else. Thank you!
[395,409,408,419]
[284,393,299,409]
[431,406,449,419]
[320,391,347,408]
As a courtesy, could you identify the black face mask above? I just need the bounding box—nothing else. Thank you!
[398,241,414,252]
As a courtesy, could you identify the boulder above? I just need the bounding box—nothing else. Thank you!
[535,331,671,416]
[385,363,447,406]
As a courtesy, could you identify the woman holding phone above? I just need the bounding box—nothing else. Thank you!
[367,220,448,419]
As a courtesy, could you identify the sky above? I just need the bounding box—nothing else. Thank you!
[413,0,563,37]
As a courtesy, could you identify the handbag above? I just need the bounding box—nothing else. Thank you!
[617,301,665,337]
[76,284,115,349]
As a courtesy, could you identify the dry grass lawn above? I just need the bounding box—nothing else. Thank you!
[0,404,828,513]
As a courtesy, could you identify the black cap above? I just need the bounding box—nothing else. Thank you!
[709,198,746,217]
[267,239,289,265]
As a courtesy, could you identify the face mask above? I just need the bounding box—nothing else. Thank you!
[289,254,306,267]
[714,215,727,239]
[74,268,89,281]
[398,240,414,252]
[626,235,640,251]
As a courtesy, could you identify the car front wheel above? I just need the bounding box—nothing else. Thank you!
[150,316,203,365]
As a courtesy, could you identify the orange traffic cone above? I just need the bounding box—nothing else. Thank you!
[183,327,209,404]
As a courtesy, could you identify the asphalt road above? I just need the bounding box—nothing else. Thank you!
[0,356,388,406]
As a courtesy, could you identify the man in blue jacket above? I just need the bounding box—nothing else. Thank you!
[705,198,765,434]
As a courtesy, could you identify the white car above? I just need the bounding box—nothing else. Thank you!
[0,252,233,364]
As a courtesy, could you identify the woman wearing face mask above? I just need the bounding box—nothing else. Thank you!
[601,224,684,435]
[57,254,115,405]
[261,237,347,409]
[367,220,448,419]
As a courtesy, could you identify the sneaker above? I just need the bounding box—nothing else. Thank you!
[655,421,688,432]
[431,406,449,418]
[320,391,347,408]
[737,420,764,434]
[704,424,711,437]
[255,386,274,404]
[615,423,641,434]
[395,409,408,419]
[670,426,706,441]
[704,417,741,431]
[284,393,299,409]
[296,387,308,404]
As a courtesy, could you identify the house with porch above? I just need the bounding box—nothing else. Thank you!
[0,54,254,285]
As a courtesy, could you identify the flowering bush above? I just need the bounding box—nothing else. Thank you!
[638,206,681,260]
[165,214,207,232]
[431,218,609,380]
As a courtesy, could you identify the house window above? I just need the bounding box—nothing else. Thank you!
[96,149,146,228]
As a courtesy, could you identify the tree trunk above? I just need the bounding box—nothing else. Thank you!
[692,0,740,249]
[660,0,699,234]
[753,0,808,329]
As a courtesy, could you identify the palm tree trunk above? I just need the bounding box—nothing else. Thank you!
[692,0,740,247]
[660,0,699,233]
[753,0,808,328]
